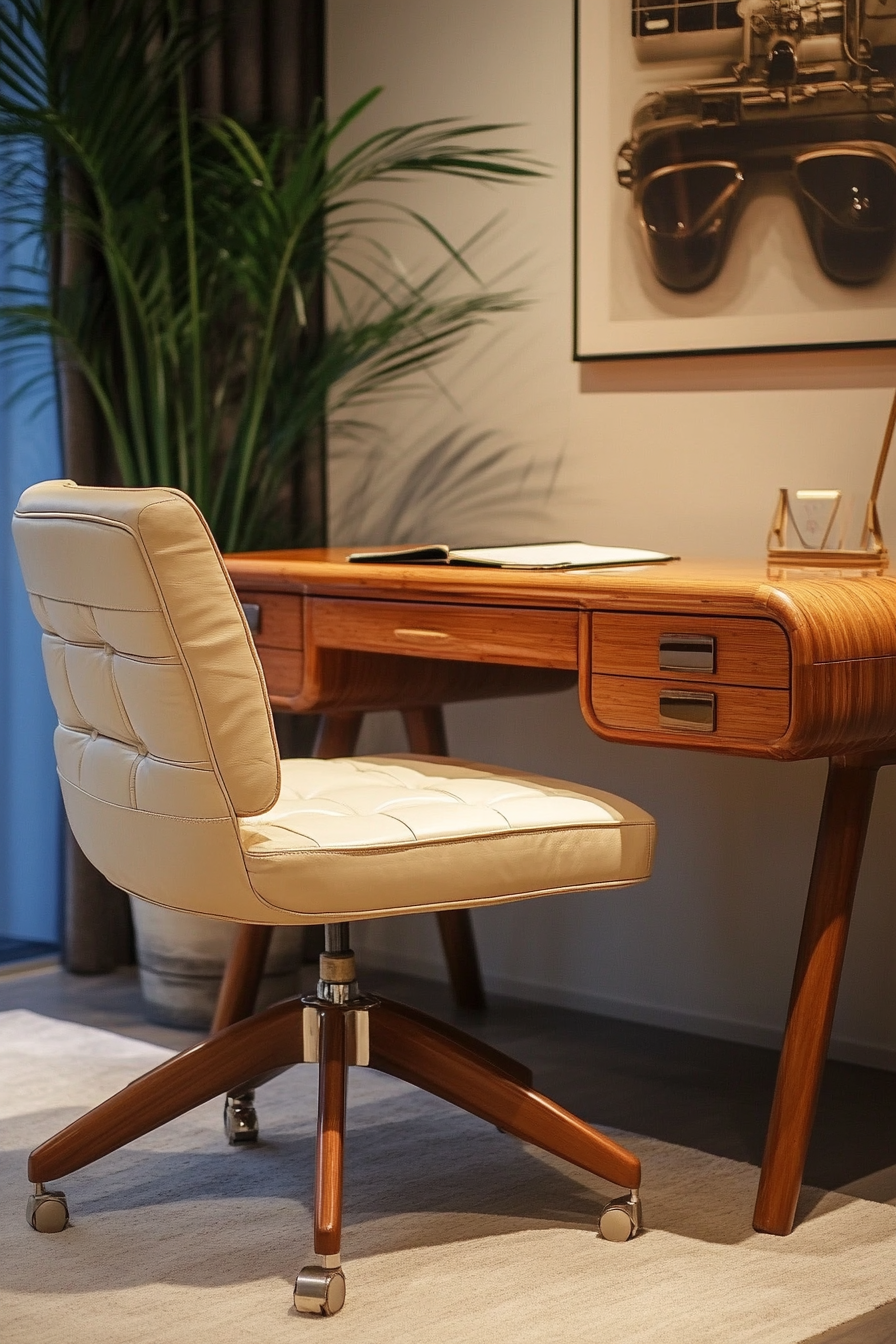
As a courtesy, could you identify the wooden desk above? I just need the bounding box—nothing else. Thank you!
[225,548,896,1237]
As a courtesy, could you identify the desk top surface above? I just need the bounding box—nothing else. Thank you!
[226,548,896,631]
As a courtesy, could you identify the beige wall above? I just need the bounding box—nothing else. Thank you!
[327,0,896,1067]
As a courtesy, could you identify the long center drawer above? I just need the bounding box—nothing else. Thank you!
[309,598,579,669]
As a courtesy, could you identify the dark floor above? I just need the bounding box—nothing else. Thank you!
[2,962,894,1342]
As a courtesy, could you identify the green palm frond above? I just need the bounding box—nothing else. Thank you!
[0,0,541,550]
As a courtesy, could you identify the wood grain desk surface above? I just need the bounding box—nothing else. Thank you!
[225,550,896,763]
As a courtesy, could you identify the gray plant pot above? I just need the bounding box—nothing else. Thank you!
[129,897,305,1029]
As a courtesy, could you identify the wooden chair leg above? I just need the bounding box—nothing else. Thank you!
[314,1008,348,1259]
[753,756,879,1236]
[368,999,640,1190]
[28,998,309,1185]
[378,997,532,1087]
[402,705,487,1012]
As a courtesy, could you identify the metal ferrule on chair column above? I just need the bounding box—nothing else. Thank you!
[317,923,360,1004]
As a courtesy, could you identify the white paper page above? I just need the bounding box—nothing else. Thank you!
[449,542,675,569]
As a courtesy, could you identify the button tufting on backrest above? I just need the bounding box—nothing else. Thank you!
[12,481,280,825]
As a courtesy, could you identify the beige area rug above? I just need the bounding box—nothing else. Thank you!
[1,1010,895,1344]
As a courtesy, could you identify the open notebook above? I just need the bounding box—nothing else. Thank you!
[348,542,677,570]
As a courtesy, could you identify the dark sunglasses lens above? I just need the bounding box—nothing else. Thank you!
[795,154,896,285]
[640,164,741,291]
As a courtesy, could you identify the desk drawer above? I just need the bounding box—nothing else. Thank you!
[593,612,789,688]
[233,591,303,702]
[235,590,303,650]
[256,646,304,699]
[310,598,579,669]
[592,673,790,745]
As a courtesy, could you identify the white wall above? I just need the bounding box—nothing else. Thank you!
[327,0,896,1068]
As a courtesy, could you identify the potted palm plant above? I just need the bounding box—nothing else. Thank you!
[0,0,538,1023]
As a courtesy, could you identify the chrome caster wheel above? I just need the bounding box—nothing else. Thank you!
[224,1091,259,1145]
[599,1189,642,1243]
[26,1184,70,1233]
[294,1263,346,1316]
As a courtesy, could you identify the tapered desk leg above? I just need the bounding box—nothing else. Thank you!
[402,706,487,1012]
[402,705,449,757]
[314,713,364,760]
[753,757,879,1236]
[212,925,273,1033]
[212,923,276,1140]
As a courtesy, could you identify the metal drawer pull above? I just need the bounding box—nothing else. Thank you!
[659,632,715,673]
[393,627,450,641]
[241,602,261,635]
[659,690,716,733]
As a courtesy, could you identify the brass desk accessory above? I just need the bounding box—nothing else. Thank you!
[768,386,896,570]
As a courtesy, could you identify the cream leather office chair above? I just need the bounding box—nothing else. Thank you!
[13,480,656,1317]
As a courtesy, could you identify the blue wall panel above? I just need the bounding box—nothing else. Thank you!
[0,170,63,943]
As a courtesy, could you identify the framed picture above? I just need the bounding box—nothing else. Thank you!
[575,1,896,361]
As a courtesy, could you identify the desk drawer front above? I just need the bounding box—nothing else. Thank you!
[232,591,303,704]
[592,673,790,744]
[310,598,579,669]
[235,591,303,650]
[593,613,789,688]
[256,646,304,699]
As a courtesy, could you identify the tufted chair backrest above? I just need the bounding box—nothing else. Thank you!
[12,482,281,913]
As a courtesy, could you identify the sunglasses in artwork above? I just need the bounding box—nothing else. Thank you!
[617,0,896,291]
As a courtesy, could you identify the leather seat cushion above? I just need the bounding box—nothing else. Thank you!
[241,756,655,920]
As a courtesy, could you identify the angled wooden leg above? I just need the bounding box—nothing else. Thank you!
[378,997,532,1087]
[753,757,880,1235]
[368,999,640,1189]
[314,1008,347,1259]
[402,705,449,757]
[212,925,273,1033]
[212,924,276,1142]
[402,705,487,1012]
[28,997,309,1185]
[314,712,363,759]
[434,908,487,1012]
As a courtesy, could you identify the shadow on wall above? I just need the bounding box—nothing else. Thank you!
[329,427,564,547]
